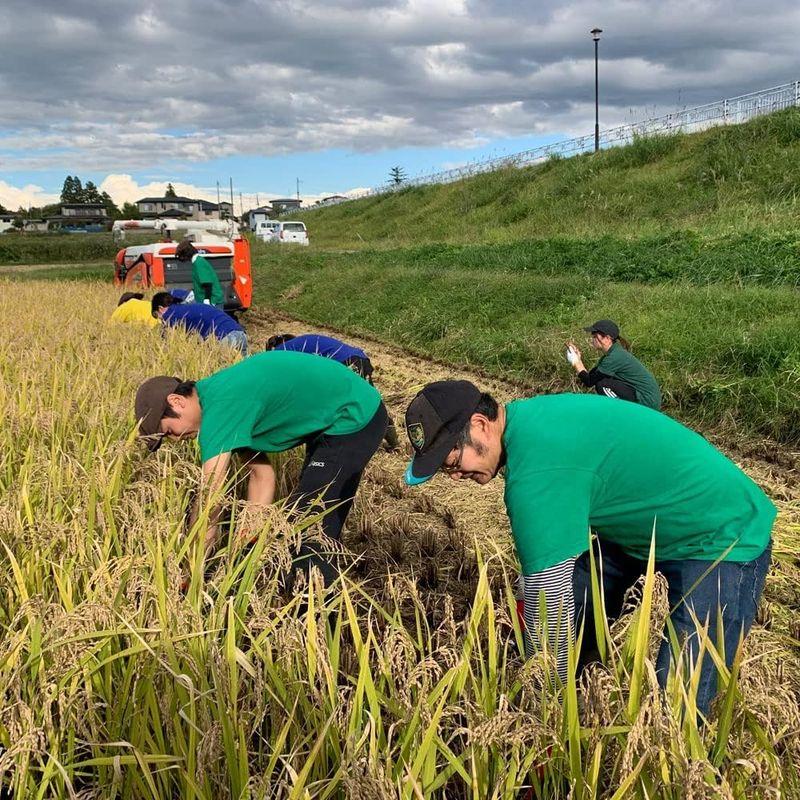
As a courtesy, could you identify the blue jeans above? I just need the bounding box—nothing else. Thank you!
[573,539,771,716]
[220,329,248,355]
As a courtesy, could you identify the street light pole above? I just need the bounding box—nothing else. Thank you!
[591,28,603,153]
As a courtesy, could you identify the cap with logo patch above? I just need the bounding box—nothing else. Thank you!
[404,380,482,485]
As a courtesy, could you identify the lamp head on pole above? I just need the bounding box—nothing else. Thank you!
[591,27,603,41]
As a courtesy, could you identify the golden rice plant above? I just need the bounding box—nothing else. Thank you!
[0,280,798,798]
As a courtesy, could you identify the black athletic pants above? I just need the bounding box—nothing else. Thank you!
[287,402,389,586]
[579,368,637,402]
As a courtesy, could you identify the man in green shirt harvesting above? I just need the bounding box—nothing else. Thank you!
[175,240,225,308]
[567,319,661,410]
[134,351,389,584]
[404,381,774,715]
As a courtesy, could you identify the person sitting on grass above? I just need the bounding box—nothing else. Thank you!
[566,319,661,410]
[267,332,399,449]
[109,292,159,328]
[403,381,775,717]
[175,240,225,309]
[133,351,389,586]
[151,292,248,355]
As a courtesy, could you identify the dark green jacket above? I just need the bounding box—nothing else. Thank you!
[593,342,661,410]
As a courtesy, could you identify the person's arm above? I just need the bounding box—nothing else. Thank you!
[242,450,276,505]
[521,557,578,682]
[190,451,231,553]
[577,366,601,387]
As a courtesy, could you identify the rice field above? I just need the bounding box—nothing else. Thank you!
[1,280,799,799]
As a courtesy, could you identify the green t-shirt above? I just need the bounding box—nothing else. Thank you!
[502,394,775,574]
[196,351,382,461]
[192,255,225,306]
[597,342,661,410]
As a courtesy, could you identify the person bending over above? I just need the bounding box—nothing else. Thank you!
[134,351,389,585]
[110,292,159,328]
[403,381,774,717]
[152,292,248,355]
[267,332,399,449]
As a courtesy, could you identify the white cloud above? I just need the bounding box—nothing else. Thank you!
[0,181,59,211]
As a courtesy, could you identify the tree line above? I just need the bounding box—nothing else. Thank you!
[0,175,164,224]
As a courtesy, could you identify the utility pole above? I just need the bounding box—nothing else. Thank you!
[229,178,234,219]
[296,178,301,201]
[591,28,603,153]
[216,181,221,219]
[239,192,243,218]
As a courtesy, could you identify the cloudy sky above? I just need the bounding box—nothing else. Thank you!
[1,0,799,210]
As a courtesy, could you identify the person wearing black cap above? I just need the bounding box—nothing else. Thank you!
[403,381,774,716]
[566,319,661,410]
[133,351,389,585]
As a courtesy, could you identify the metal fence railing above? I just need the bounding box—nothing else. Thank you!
[316,80,800,207]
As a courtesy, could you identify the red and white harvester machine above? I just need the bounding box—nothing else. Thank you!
[112,218,252,312]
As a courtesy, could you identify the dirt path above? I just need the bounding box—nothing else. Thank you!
[245,308,799,621]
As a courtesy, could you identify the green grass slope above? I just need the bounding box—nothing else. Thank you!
[297,108,800,248]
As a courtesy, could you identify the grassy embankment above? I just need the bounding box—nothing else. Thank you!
[250,109,800,447]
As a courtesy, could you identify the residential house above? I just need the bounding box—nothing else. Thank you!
[137,196,198,219]
[0,214,16,234]
[47,203,109,232]
[197,200,233,220]
[23,219,49,233]
[136,196,234,221]
[245,206,273,230]
[270,198,302,215]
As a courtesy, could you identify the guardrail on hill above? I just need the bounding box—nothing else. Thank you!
[318,80,800,207]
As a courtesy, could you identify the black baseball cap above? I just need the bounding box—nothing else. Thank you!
[404,380,482,484]
[134,376,180,451]
[583,319,620,339]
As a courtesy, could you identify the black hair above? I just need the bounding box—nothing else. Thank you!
[175,240,197,261]
[118,291,144,306]
[266,333,296,350]
[161,380,197,419]
[456,393,499,447]
[151,291,179,316]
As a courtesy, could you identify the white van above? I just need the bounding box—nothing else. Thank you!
[279,221,309,246]
[255,220,281,242]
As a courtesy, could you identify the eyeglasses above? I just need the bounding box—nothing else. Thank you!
[441,441,465,475]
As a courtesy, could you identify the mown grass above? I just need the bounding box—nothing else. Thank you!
[296,108,800,248]
[1,280,799,799]
[252,247,800,447]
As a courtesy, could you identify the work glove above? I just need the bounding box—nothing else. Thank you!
[566,345,579,366]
